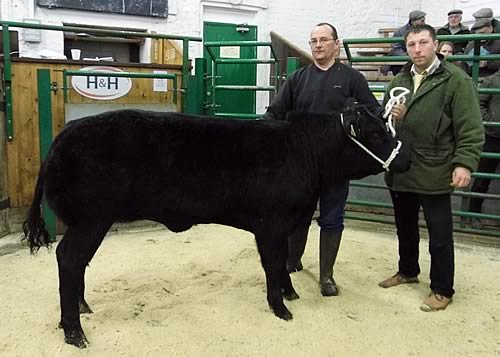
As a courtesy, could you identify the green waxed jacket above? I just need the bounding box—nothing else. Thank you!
[383,60,485,194]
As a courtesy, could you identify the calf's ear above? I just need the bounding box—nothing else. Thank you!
[341,108,360,138]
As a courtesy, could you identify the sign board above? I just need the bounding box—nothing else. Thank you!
[37,0,168,18]
[71,66,132,100]
[220,46,240,59]
[153,70,168,92]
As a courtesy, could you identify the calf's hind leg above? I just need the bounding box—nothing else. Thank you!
[78,270,93,314]
[56,221,112,348]
[281,264,299,301]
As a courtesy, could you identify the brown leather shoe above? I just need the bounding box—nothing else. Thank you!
[378,273,419,288]
[420,292,452,312]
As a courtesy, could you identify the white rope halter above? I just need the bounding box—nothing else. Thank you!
[382,87,410,137]
[340,113,403,172]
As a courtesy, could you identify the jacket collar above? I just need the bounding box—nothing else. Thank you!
[401,59,451,107]
[410,55,441,76]
[443,23,469,32]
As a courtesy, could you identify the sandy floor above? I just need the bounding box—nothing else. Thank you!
[0,222,499,356]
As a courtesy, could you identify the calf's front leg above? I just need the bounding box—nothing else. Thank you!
[255,232,294,320]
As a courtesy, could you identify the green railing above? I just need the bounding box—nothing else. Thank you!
[204,41,280,118]
[37,69,56,240]
[1,20,202,141]
[344,33,500,82]
[345,32,500,237]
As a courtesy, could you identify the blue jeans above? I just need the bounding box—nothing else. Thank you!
[317,180,349,233]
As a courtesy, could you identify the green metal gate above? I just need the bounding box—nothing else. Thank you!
[204,22,257,117]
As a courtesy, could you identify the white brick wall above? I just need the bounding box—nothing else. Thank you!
[1,0,499,110]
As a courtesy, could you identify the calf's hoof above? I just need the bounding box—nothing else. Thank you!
[272,304,293,321]
[283,290,300,301]
[320,280,339,297]
[59,322,89,349]
[64,328,89,349]
[79,299,93,314]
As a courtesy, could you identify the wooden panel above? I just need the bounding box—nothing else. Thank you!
[162,40,183,65]
[150,38,183,65]
[0,66,9,213]
[7,64,38,208]
[6,61,181,208]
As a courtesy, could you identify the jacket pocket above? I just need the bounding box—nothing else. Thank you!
[414,146,452,166]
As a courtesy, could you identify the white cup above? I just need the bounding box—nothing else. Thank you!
[71,49,81,60]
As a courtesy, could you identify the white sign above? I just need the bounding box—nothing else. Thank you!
[153,70,168,92]
[71,66,132,100]
[220,46,240,58]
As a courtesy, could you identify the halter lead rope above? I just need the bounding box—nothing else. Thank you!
[340,113,403,172]
[382,87,410,137]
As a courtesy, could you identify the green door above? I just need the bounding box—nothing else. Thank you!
[203,22,257,117]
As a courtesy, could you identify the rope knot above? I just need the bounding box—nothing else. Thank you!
[383,87,410,137]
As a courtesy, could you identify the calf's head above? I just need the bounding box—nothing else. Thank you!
[340,103,411,180]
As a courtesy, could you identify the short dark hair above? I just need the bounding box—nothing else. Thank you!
[314,22,338,40]
[404,24,437,42]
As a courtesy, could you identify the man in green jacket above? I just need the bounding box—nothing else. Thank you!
[378,24,485,312]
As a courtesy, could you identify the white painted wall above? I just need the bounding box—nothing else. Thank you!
[2,0,500,110]
[3,0,500,59]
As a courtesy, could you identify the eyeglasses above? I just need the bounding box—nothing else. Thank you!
[309,38,335,46]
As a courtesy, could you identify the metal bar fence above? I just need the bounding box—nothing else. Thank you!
[203,40,279,118]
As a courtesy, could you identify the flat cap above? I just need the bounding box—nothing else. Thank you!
[447,9,462,16]
[471,18,492,31]
[473,8,493,19]
[409,10,426,21]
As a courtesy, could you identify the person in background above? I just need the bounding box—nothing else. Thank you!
[437,41,455,59]
[263,22,402,297]
[437,9,470,54]
[387,10,426,75]
[473,8,500,34]
[468,68,500,229]
[378,24,484,312]
[438,41,469,72]
[463,18,500,78]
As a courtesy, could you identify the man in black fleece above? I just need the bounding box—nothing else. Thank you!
[263,22,404,296]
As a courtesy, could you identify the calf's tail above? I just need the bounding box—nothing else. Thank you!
[22,161,51,253]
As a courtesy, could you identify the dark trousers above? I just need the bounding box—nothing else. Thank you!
[317,180,349,233]
[390,190,455,298]
[469,134,500,213]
